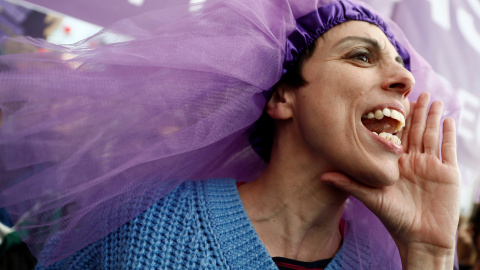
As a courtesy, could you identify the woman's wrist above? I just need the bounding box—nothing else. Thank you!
[398,242,455,270]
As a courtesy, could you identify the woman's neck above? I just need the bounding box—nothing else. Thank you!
[238,155,349,262]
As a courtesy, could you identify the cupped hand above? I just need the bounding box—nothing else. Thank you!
[321,92,460,268]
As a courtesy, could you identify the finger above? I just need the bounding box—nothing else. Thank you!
[409,92,430,152]
[320,172,380,210]
[423,100,443,158]
[441,118,457,166]
[401,101,415,153]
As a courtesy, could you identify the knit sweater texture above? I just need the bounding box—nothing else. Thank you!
[36,179,374,269]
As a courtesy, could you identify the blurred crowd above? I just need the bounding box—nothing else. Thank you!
[459,205,480,270]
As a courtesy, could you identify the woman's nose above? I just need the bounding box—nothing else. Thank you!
[381,64,415,99]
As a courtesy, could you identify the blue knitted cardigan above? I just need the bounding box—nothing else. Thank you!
[36,179,373,269]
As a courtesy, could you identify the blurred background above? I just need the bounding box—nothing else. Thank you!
[0,0,479,268]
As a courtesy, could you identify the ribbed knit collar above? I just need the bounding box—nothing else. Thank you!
[201,179,344,269]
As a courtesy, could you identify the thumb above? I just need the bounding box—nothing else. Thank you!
[320,172,380,209]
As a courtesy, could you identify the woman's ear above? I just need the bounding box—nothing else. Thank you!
[265,84,295,120]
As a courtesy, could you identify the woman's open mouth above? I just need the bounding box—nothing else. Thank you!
[361,107,405,146]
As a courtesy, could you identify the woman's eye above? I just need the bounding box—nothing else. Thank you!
[353,52,371,63]
[344,50,374,64]
[356,54,369,62]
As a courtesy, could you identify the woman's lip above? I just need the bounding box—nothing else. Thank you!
[364,125,403,155]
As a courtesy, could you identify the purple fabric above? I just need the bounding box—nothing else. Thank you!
[0,0,459,268]
[0,0,30,24]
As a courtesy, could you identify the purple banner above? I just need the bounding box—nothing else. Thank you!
[363,0,480,214]
[390,0,480,213]
[13,0,191,26]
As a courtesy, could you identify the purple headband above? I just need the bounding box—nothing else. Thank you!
[284,0,411,74]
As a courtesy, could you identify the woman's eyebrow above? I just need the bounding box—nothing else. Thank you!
[334,35,382,51]
[334,36,405,67]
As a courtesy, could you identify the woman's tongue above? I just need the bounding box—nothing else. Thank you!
[362,117,397,134]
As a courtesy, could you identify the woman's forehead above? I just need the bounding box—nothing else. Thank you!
[320,21,394,51]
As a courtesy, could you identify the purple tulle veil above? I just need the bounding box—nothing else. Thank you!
[0,0,460,268]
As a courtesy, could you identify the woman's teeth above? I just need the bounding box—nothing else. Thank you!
[362,108,405,146]
[362,108,405,133]
[372,131,402,145]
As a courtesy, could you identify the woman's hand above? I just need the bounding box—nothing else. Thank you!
[320,92,461,269]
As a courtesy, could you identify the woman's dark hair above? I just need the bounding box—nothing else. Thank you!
[278,40,318,88]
